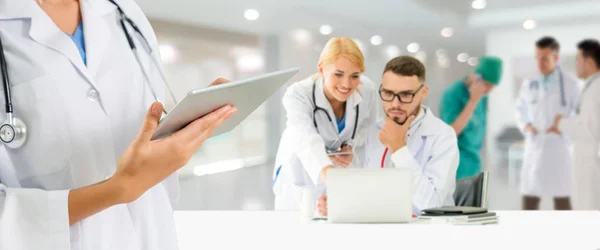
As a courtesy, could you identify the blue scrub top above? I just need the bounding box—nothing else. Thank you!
[66,22,87,66]
[336,112,346,134]
[440,80,488,179]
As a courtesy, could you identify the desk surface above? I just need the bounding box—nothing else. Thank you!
[174,210,600,250]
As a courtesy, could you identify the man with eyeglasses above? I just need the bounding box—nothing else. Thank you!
[440,56,503,179]
[316,56,459,216]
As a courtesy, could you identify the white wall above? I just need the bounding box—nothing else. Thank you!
[485,23,600,160]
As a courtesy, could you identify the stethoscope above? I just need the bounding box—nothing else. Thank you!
[0,0,175,149]
[529,67,566,107]
[311,79,359,146]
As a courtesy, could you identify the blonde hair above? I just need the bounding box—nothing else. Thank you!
[312,37,366,80]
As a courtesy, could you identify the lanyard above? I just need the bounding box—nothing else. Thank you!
[582,72,600,94]
[381,148,389,168]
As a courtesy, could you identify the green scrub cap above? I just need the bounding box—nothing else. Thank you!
[474,56,503,85]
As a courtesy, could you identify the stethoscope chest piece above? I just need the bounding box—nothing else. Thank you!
[0,116,27,148]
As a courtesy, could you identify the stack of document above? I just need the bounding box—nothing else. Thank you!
[418,212,498,225]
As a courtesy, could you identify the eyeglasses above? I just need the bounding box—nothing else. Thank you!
[379,85,424,103]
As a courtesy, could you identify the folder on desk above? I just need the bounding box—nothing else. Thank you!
[450,217,498,225]
[419,212,496,220]
[421,206,488,215]
[419,207,498,225]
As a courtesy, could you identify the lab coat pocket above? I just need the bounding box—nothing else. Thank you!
[7,73,73,183]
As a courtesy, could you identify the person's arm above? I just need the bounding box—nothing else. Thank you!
[449,100,478,135]
[440,82,486,136]
[67,179,125,225]
[1,101,236,249]
[281,84,334,183]
[557,95,600,142]
[390,128,459,211]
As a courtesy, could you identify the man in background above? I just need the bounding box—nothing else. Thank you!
[515,37,580,210]
[439,56,503,179]
[548,39,600,210]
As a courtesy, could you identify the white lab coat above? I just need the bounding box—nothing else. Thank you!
[0,0,179,249]
[515,69,580,197]
[363,106,458,214]
[272,75,377,210]
[558,72,600,209]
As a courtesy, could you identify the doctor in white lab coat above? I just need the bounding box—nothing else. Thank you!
[316,56,458,217]
[549,39,600,210]
[515,37,580,210]
[272,37,376,210]
[0,1,236,249]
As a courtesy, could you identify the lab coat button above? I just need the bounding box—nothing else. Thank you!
[87,89,99,101]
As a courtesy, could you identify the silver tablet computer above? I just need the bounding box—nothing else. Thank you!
[151,67,299,140]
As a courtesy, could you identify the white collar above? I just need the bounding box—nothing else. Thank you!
[586,71,600,83]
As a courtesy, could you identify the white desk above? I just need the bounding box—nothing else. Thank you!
[175,210,600,250]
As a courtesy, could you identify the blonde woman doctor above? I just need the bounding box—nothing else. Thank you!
[272,37,376,209]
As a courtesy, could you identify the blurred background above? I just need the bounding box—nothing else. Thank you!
[135,0,600,211]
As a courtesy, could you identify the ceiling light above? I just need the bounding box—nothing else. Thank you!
[291,29,312,47]
[468,57,479,66]
[457,53,469,63]
[159,44,177,64]
[407,43,420,53]
[385,45,400,59]
[370,35,383,46]
[523,20,536,30]
[319,25,333,35]
[244,9,259,21]
[471,0,486,10]
[441,27,454,38]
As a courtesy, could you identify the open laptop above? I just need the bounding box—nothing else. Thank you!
[326,168,413,223]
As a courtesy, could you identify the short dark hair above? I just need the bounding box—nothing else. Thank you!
[536,36,560,51]
[383,56,426,82]
[578,39,600,69]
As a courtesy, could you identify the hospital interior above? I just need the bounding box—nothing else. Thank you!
[138,0,600,211]
[5,0,600,249]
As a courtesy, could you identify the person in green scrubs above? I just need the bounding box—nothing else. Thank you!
[440,56,503,179]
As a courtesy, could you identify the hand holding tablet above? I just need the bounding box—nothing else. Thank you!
[151,68,299,140]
